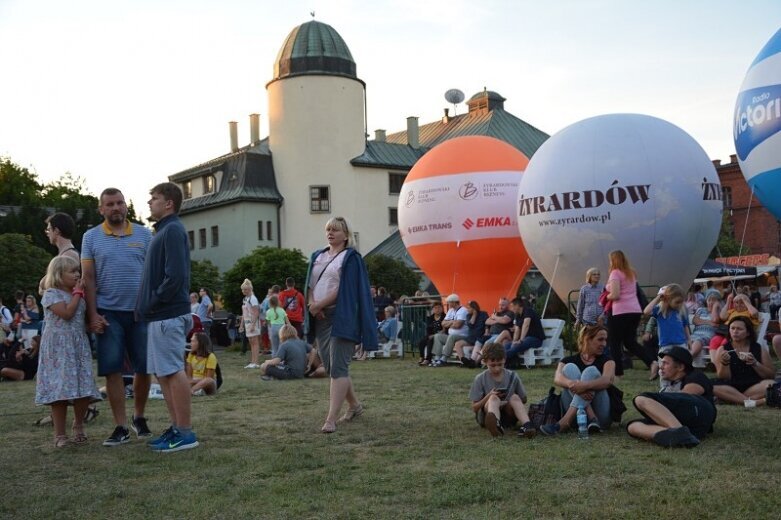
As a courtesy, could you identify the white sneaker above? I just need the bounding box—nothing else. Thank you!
[244,363,258,369]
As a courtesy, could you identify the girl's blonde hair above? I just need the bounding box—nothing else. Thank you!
[42,256,80,290]
[325,216,355,248]
[278,324,298,342]
[659,283,686,318]
[241,278,253,290]
[608,250,636,282]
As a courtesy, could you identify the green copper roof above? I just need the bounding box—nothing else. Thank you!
[272,20,357,81]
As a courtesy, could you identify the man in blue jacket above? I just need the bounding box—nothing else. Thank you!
[137,182,197,453]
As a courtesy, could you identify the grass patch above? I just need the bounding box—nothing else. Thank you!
[1,351,780,519]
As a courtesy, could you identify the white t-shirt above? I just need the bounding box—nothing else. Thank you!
[446,306,469,336]
[310,250,346,303]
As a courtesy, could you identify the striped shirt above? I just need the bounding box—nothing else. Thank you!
[81,220,152,311]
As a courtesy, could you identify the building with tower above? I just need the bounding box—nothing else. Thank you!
[169,19,549,273]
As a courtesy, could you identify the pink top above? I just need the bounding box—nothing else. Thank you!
[608,269,641,315]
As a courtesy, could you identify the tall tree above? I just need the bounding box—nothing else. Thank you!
[710,212,749,259]
[365,254,421,299]
[0,234,52,304]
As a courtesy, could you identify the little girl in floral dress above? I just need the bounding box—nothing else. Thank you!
[35,256,101,447]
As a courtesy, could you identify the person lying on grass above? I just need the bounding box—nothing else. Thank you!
[626,346,716,448]
[469,342,536,438]
[260,325,311,380]
[541,324,615,436]
[186,332,218,396]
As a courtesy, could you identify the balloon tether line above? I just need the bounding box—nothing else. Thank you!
[542,254,561,319]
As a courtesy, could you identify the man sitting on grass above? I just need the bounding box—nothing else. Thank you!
[626,346,717,448]
[469,343,536,438]
[260,325,311,380]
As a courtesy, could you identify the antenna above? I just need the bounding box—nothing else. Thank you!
[444,88,465,115]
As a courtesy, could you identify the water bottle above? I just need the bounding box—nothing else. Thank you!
[577,405,589,440]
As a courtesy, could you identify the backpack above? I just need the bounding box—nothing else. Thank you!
[766,380,781,408]
[528,386,563,429]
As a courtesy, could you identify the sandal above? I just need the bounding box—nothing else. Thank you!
[338,403,364,423]
[54,435,69,448]
[320,421,336,434]
[72,425,88,445]
[84,405,99,423]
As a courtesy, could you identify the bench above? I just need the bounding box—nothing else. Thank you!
[522,319,566,367]
[367,321,403,358]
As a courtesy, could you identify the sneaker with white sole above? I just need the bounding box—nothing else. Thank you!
[130,416,152,437]
[244,363,259,369]
[147,426,176,447]
[151,429,199,453]
[102,425,131,446]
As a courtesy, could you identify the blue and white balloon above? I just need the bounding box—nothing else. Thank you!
[734,28,781,219]
[516,114,722,303]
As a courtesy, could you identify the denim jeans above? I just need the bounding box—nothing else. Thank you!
[560,363,611,428]
[504,336,542,365]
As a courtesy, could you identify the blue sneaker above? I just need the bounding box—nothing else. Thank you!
[152,429,199,453]
[147,426,175,447]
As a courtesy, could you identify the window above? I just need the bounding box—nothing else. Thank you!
[267,221,273,241]
[203,175,216,194]
[211,225,219,247]
[389,207,398,226]
[388,172,406,195]
[187,230,194,251]
[183,181,192,199]
[199,228,206,249]
[309,185,330,213]
[258,220,264,241]
[722,186,732,209]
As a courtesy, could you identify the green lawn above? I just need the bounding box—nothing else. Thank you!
[2,350,780,519]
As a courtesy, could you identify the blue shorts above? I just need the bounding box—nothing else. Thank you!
[96,309,148,376]
[147,314,193,377]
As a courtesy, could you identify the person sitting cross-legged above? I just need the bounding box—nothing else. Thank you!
[469,342,536,438]
[186,333,218,396]
[541,324,615,436]
[260,325,312,380]
[626,346,716,448]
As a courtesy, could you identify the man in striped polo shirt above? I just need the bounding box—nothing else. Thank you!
[82,188,153,447]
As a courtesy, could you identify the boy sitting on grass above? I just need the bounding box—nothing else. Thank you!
[469,342,536,438]
[260,324,311,380]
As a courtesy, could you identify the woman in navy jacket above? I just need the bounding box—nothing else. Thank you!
[304,217,378,433]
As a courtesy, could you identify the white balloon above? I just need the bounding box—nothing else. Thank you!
[517,114,722,304]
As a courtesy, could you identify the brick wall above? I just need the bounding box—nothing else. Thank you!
[715,154,780,256]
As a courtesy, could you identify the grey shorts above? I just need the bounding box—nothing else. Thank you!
[147,314,193,377]
[315,309,354,378]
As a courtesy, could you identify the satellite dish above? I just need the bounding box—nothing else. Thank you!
[444,88,465,115]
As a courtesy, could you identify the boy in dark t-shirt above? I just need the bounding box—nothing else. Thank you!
[469,343,536,438]
[627,346,717,448]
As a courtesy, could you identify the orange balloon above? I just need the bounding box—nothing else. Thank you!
[398,136,531,308]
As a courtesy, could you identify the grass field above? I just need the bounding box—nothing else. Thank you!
[2,348,780,519]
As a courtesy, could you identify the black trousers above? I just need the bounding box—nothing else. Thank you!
[418,335,435,360]
[607,313,650,376]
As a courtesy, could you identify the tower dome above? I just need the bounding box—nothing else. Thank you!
[272,20,357,82]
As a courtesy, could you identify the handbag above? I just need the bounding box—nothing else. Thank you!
[606,384,627,423]
[765,380,781,408]
[529,386,563,429]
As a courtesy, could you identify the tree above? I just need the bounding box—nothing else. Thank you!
[222,247,309,313]
[365,254,421,299]
[190,259,222,295]
[710,212,749,259]
[0,234,53,304]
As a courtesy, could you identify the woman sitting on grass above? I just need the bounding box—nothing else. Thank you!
[186,332,218,396]
[1,334,40,381]
[541,324,615,435]
[712,317,775,407]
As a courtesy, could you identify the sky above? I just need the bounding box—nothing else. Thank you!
[1,0,780,218]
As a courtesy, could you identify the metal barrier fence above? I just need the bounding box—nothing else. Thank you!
[398,297,439,355]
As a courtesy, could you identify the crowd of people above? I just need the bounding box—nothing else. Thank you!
[3,196,780,451]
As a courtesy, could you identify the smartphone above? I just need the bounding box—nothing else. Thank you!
[495,387,508,396]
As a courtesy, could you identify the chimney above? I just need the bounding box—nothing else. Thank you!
[249,114,260,145]
[407,116,419,149]
[442,108,451,123]
[712,159,722,167]
[229,121,238,152]
[374,129,386,142]
[730,154,738,164]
